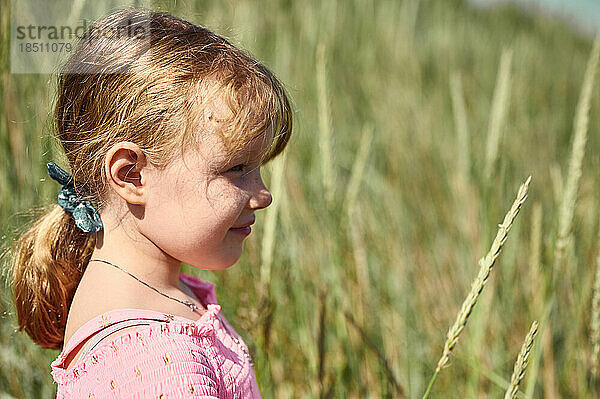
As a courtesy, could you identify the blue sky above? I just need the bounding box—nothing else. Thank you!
[469,0,600,37]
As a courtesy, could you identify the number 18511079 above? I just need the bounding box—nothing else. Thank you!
[18,42,72,53]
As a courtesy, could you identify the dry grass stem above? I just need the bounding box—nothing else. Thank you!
[554,32,600,274]
[435,176,531,373]
[316,42,335,207]
[450,71,470,181]
[348,205,369,303]
[344,311,406,398]
[260,149,288,287]
[504,321,539,399]
[484,47,513,181]
[529,202,543,312]
[345,125,374,302]
[523,202,544,399]
[344,124,374,216]
[591,251,600,380]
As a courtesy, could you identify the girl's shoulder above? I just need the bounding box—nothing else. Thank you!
[51,304,223,386]
[51,273,221,382]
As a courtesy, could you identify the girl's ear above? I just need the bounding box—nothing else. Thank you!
[104,141,148,205]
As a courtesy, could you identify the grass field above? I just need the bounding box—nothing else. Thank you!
[1,0,600,397]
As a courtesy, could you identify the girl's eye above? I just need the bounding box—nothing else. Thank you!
[228,164,246,173]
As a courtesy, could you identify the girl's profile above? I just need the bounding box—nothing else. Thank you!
[9,7,292,398]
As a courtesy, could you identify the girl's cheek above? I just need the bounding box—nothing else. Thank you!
[205,180,246,209]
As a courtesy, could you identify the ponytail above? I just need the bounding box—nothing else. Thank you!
[9,205,95,350]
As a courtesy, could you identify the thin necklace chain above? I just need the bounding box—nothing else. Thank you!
[88,258,253,366]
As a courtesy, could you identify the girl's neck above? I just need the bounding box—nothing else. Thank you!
[87,211,183,292]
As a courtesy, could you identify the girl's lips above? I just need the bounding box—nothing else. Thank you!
[229,226,251,235]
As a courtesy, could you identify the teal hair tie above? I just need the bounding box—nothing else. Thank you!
[46,162,103,233]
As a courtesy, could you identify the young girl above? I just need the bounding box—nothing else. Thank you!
[9,7,292,398]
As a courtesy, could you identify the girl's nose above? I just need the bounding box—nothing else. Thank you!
[248,175,272,210]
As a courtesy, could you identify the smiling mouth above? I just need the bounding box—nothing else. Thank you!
[230,216,255,230]
[229,226,252,235]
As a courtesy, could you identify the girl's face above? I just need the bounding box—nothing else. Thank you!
[141,131,273,270]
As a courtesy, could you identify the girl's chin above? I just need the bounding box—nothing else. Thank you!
[187,249,243,270]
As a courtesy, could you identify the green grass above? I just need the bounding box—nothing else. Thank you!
[2,0,600,397]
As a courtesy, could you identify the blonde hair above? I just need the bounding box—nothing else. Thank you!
[8,8,292,350]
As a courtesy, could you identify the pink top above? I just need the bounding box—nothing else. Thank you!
[51,273,261,398]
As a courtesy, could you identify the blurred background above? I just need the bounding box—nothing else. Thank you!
[1,0,600,397]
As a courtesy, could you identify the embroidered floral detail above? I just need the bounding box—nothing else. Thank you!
[163,313,175,321]
[88,394,96,398]
[134,366,142,377]
[184,323,194,335]
[73,369,79,378]
[188,384,195,393]
[162,353,171,364]
[91,355,98,364]
[160,324,169,333]
[99,315,111,327]
[111,342,119,353]
[158,394,166,398]
[110,380,116,390]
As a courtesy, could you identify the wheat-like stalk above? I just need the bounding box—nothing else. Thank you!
[436,176,531,372]
[504,321,539,399]
[554,32,600,275]
[422,176,532,399]
[484,47,513,182]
